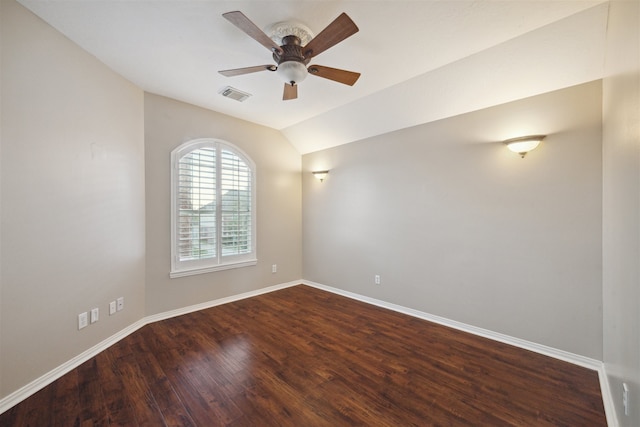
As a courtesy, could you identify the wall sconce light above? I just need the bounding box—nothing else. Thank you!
[503,135,546,158]
[312,170,329,182]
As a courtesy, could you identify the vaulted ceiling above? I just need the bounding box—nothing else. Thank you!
[17,0,609,153]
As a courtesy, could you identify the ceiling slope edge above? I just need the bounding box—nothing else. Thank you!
[284,3,609,155]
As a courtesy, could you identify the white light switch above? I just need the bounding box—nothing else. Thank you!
[78,312,88,330]
[90,307,99,324]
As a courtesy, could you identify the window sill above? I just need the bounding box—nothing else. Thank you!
[170,259,257,278]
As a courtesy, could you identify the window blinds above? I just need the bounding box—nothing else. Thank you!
[177,144,252,263]
[177,147,217,261]
[220,148,252,256]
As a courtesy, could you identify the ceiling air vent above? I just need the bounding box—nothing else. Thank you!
[219,86,251,102]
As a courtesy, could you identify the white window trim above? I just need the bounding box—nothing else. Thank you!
[170,138,257,278]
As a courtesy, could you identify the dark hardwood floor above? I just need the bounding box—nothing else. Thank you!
[0,285,606,426]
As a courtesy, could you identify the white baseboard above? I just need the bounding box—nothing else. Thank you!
[598,366,619,427]
[144,281,300,324]
[302,280,601,368]
[301,280,618,427]
[0,318,147,415]
[0,280,299,416]
[0,279,618,426]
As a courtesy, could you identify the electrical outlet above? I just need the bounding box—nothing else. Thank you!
[109,301,117,315]
[116,297,124,312]
[272,264,277,273]
[623,382,630,416]
[90,308,99,324]
[78,312,88,330]
[374,275,381,285]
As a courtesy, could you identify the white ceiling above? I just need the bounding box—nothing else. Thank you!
[17,0,609,154]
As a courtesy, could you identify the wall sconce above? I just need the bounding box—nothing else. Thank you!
[503,135,546,158]
[312,170,329,182]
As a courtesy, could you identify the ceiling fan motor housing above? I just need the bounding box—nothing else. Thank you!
[273,35,311,85]
[273,35,310,64]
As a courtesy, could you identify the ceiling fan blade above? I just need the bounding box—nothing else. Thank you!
[303,13,359,59]
[219,65,275,77]
[308,65,361,86]
[223,11,283,54]
[283,83,298,100]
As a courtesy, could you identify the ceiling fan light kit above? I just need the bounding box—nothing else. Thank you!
[277,61,308,85]
[219,11,361,100]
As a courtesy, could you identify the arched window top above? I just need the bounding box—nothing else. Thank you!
[170,138,256,278]
[173,138,255,172]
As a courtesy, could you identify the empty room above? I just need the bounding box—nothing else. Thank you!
[1,0,638,426]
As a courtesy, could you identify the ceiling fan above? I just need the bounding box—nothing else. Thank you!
[219,11,361,100]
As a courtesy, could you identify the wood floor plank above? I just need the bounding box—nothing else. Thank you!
[50,369,81,427]
[112,349,166,426]
[130,333,197,427]
[77,358,110,427]
[12,378,55,427]
[93,348,137,426]
[0,285,607,426]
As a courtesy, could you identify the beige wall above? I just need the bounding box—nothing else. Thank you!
[0,0,302,402]
[303,81,603,359]
[144,93,302,315]
[0,0,145,398]
[602,1,640,425]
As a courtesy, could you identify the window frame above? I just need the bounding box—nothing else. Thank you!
[170,138,257,278]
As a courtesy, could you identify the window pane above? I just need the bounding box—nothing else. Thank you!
[178,147,217,261]
[221,148,252,256]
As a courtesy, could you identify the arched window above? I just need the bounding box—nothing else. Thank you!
[170,138,256,277]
